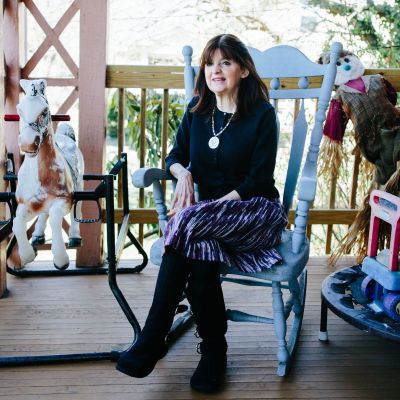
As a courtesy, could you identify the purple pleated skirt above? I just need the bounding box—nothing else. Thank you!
[163,197,288,273]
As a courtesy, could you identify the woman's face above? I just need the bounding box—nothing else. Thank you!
[204,49,248,99]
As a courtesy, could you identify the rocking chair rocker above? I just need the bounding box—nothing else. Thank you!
[132,42,342,376]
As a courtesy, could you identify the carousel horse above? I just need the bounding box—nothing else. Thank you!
[13,79,84,269]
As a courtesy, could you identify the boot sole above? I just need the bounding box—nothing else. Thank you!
[190,379,225,393]
[115,347,168,378]
[115,363,151,379]
[190,365,226,393]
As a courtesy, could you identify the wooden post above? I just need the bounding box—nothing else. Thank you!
[161,89,169,195]
[138,88,146,244]
[325,172,338,254]
[0,0,8,297]
[117,88,124,210]
[3,0,21,168]
[76,0,108,266]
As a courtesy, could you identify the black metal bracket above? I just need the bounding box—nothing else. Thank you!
[0,153,17,226]
[2,152,147,277]
[0,152,150,366]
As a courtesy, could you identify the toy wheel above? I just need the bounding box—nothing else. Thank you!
[383,292,400,321]
[361,276,376,301]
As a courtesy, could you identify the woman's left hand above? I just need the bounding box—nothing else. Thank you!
[167,166,195,218]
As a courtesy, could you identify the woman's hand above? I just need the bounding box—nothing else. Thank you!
[168,164,195,218]
[218,190,241,202]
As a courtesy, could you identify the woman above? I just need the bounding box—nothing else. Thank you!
[116,34,287,393]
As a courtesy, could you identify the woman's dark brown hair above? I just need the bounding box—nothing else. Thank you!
[191,34,269,119]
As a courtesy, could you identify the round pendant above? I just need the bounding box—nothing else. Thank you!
[208,136,220,149]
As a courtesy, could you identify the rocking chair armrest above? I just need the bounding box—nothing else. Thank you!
[132,167,175,234]
[132,167,174,188]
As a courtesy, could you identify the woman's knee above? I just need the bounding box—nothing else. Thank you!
[186,260,221,296]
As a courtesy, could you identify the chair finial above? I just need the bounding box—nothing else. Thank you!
[182,46,193,67]
[182,45,193,57]
[330,42,343,62]
[182,46,194,103]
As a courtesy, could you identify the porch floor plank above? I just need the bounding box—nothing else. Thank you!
[1,256,400,400]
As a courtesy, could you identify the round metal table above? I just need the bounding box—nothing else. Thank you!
[320,264,400,342]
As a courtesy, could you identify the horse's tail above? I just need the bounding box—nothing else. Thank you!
[56,123,76,142]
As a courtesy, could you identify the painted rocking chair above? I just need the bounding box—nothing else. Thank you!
[132,42,342,376]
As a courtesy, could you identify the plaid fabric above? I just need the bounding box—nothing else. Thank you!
[339,75,400,184]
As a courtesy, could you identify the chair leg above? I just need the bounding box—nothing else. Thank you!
[288,277,303,315]
[286,270,307,362]
[272,281,289,376]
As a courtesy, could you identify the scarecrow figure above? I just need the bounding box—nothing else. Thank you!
[318,50,400,262]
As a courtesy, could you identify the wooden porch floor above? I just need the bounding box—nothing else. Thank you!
[1,256,400,400]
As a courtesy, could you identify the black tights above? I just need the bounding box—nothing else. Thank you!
[186,258,227,341]
[141,247,227,344]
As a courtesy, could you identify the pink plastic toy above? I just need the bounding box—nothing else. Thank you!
[361,190,400,320]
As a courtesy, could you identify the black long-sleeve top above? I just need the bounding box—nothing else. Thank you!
[165,97,280,201]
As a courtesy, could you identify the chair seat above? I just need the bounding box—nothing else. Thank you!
[150,230,309,282]
[219,230,309,282]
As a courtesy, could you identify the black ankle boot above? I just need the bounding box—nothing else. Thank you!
[116,336,168,378]
[186,259,228,392]
[190,339,227,392]
[115,248,189,378]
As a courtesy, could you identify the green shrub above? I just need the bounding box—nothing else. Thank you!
[107,89,185,167]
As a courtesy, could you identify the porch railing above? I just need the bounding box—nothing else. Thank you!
[106,65,400,253]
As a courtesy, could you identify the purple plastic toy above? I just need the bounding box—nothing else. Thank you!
[361,190,400,321]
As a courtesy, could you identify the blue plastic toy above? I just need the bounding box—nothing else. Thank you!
[361,189,400,321]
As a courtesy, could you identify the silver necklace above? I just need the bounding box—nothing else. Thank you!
[209,107,235,149]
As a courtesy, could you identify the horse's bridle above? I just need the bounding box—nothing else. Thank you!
[24,107,51,156]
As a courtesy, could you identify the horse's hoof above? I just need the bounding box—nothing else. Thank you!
[68,238,82,248]
[31,235,45,246]
[20,247,38,266]
[54,262,69,271]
